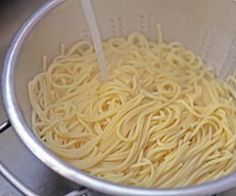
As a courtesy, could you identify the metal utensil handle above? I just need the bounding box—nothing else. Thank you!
[0,120,90,196]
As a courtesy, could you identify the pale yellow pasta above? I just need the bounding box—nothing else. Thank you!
[28,28,236,188]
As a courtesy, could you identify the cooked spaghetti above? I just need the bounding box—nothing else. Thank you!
[28,29,236,188]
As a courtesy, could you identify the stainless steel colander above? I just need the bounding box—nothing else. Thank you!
[1,0,236,195]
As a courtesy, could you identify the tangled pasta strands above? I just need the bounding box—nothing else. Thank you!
[29,27,236,188]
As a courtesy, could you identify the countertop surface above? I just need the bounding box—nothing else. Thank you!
[0,1,236,196]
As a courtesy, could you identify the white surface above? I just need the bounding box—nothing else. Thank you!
[81,0,108,81]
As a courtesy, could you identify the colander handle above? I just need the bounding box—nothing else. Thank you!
[0,120,90,196]
[0,120,11,134]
